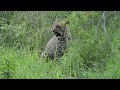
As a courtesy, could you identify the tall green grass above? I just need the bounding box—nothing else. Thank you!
[0,38,120,79]
[0,11,120,79]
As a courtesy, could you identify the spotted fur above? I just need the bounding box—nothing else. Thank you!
[42,20,71,60]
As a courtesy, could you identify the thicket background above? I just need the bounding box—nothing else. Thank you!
[0,11,120,79]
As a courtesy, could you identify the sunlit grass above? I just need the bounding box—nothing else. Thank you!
[0,11,120,79]
[0,39,120,79]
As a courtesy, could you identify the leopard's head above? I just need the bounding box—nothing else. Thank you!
[52,19,70,37]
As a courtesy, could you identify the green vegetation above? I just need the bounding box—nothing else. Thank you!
[0,11,120,79]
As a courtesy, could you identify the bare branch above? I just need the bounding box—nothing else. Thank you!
[102,11,107,34]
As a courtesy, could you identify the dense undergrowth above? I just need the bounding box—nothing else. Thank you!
[0,11,120,79]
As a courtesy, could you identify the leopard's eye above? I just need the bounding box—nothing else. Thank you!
[56,25,61,29]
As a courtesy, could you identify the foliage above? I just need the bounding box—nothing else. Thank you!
[0,11,120,79]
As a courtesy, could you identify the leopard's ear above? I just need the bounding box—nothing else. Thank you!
[55,18,59,23]
[52,18,60,28]
[64,20,70,25]
[55,18,58,23]
[65,20,70,24]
